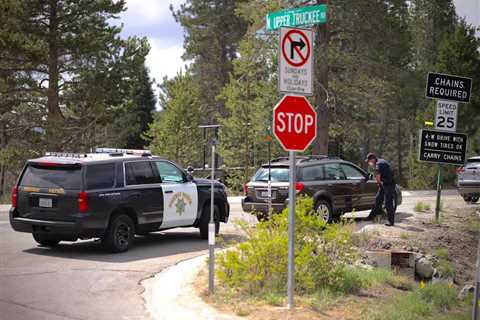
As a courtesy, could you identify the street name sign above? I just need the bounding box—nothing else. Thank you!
[426,72,472,103]
[435,100,458,132]
[279,27,314,95]
[266,5,327,31]
[273,95,317,152]
[418,129,467,165]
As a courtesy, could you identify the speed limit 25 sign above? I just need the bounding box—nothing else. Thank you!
[435,100,458,132]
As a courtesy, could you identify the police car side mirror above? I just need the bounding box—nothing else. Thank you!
[186,174,194,182]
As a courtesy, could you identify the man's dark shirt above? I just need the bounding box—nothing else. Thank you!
[375,159,395,185]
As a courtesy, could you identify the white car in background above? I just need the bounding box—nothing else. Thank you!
[457,156,480,203]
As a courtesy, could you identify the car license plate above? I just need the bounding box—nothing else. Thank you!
[39,198,53,208]
[261,191,275,199]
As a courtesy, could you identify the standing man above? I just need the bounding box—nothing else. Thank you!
[366,153,396,226]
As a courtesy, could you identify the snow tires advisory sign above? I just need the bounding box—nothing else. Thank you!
[418,129,467,165]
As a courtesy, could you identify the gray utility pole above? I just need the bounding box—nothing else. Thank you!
[473,226,480,320]
[199,124,221,295]
[435,164,443,222]
[287,151,296,309]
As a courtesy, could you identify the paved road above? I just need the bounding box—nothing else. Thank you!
[0,191,463,320]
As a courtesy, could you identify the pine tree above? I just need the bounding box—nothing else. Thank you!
[172,0,249,122]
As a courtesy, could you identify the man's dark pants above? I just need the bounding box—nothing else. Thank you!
[369,184,396,224]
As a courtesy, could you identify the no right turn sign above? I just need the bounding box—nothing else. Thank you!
[279,27,314,96]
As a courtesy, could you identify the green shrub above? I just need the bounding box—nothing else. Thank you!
[216,196,359,295]
[419,282,458,310]
[414,201,431,212]
[367,282,461,320]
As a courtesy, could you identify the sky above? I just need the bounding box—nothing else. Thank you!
[119,0,479,101]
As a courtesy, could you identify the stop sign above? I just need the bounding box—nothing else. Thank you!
[273,95,317,152]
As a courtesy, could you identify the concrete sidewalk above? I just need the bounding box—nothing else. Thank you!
[143,255,241,320]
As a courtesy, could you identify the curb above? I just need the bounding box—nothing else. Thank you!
[143,254,242,320]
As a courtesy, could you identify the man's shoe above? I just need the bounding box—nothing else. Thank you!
[384,223,394,227]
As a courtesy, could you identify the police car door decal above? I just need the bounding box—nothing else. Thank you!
[154,161,198,228]
[161,182,198,228]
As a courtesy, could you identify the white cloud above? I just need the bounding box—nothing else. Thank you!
[454,0,479,27]
[122,0,185,27]
[146,38,187,83]
[146,38,190,109]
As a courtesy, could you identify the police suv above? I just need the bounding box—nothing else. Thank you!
[10,149,230,252]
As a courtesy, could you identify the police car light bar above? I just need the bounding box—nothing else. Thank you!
[45,152,88,158]
[95,148,152,155]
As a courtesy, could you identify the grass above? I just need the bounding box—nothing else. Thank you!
[433,248,456,278]
[415,201,432,213]
[400,232,410,240]
[365,282,466,320]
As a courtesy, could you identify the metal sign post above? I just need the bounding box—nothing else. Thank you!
[287,151,296,309]
[435,164,442,222]
[209,137,217,294]
[199,124,221,295]
[473,231,480,320]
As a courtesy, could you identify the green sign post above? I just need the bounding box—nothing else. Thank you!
[266,5,327,31]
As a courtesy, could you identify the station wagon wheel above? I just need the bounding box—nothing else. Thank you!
[471,196,479,204]
[463,196,472,203]
[102,214,135,253]
[315,200,333,223]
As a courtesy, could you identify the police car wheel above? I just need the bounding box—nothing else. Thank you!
[102,214,135,253]
[199,204,220,240]
[33,233,61,247]
[315,200,333,223]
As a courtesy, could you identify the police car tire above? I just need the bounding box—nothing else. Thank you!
[471,197,479,204]
[102,214,135,253]
[33,233,61,247]
[199,204,220,240]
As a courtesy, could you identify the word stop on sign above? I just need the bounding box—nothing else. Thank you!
[276,112,315,134]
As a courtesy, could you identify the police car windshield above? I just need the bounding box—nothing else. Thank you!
[20,165,82,190]
[253,167,289,182]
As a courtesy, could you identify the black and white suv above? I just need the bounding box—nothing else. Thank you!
[10,148,229,252]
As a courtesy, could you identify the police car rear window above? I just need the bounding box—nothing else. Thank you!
[20,165,82,190]
[86,163,115,190]
[125,161,160,185]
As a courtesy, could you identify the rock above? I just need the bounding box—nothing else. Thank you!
[459,284,475,300]
[415,257,434,279]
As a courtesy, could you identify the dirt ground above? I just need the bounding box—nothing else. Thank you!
[194,200,479,320]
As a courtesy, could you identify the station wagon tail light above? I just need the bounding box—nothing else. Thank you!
[78,191,89,213]
[243,183,248,195]
[456,166,465,174]
[11,187,18,208]
[295,182,305,192]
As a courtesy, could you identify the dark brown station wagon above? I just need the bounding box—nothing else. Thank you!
[242,156,402,222]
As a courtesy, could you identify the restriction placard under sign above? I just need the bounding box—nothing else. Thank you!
[279,27,314,96]
[418,129,467,165]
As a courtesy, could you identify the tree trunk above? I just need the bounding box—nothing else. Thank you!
[397,119,403,183]
[0,121,6,197]
[312,0,330,156]
[46,0,63,149]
